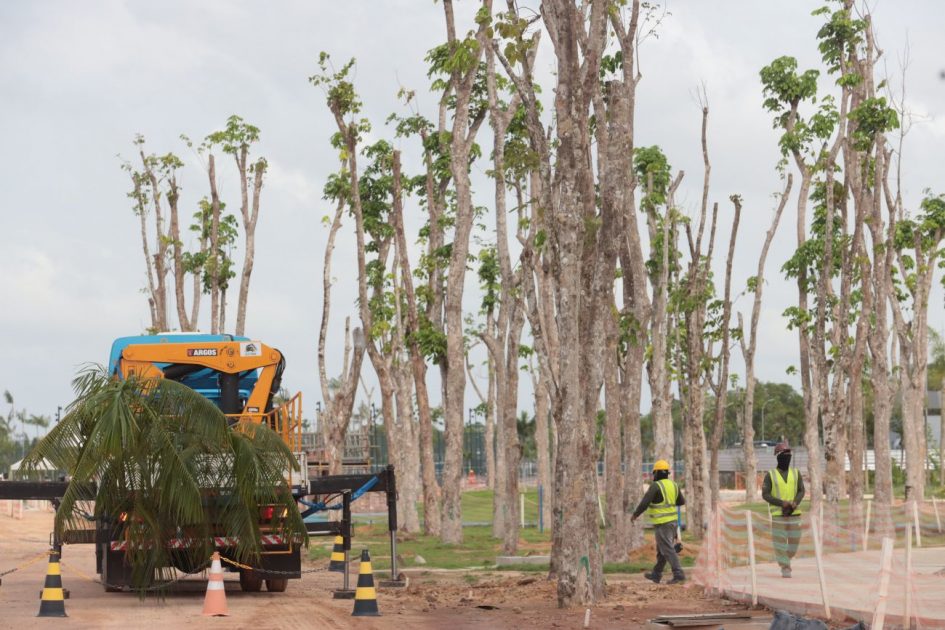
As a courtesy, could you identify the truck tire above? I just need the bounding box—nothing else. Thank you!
[239,570,263,592]
[100,544,126,592]
[265,578,288,592]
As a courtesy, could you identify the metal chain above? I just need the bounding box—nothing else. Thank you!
[60,558,212,592]
[0,550,54,578]
[3,547,325,590]
[218,555,327,575]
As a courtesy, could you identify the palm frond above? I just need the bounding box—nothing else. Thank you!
[23,366,307,592]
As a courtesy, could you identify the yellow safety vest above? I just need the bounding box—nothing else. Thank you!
[768,468,802,516]
[646,479,678,525]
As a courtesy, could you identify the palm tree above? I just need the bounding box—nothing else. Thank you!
[22,366,306,590]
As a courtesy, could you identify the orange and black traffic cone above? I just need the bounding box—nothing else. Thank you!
[351,549,380,616]
[328,536,346,572]
[37,549,67,618]
[202,552,229,617]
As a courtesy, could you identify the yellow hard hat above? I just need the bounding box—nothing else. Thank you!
[653,459,670,472]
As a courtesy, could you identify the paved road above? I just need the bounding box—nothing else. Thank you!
[719,544,945,627]
[0,509,377,629]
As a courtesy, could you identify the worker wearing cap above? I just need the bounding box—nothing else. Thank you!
[631,460,685,584]
[762,441,805,578]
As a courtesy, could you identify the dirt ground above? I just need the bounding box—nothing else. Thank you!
[1,509,759,629]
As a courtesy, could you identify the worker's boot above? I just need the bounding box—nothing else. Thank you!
[643,572,661,584]
[667,574,686,585]
[780,566,792,578]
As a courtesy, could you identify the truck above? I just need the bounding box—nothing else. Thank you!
[0,333,403,593]
[97,333,306,592]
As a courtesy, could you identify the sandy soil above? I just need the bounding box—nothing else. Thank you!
[1,509,758,629]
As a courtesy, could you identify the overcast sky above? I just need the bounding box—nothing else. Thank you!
[1,1,943,432]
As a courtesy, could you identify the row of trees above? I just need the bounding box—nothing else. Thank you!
[124,115,267,336]
[0,391,49,475]
[308,0,945,607]
[116,0,944,609]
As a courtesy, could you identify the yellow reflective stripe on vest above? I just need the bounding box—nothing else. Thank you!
[769,468,802,515]
[647,479,678,525]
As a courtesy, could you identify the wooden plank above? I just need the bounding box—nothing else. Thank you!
[904,526,913,629]
[872,536,894,630]
[661,618,752,627]
[651,612,751,624]
[715,509,723,594]
[810,514,831,620]
[745,510,758,606]
[863,499,872,551]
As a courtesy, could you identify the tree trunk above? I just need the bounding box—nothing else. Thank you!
[131,175,159,332]
[166,174,192,332]
[437,0,492,545]
[740,175,791,504]
[207,154,222,335]
[485,365,496,492]
[847,371,865,536]
[219,286,227,333]
[393,359,422,533]
[491,341,509,541]
[189,208,207,330]
[940,377,945,487]
[603,312,627,562]
[390,151,441,535]
[741,381,757,503]
[141,150,169,333]
[533,368,552,532]
[235,153,265,337]
[790,169,824,515]
[621,342,646,549]
[499,310,524,555]
[708,197,741,509]
[683,358,708,539]
[902,380,925,501]
[496,0,609,604]
[317,194,366,479]
[378,376,410,528]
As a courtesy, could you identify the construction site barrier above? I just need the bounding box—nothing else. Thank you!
[694,499,945,628]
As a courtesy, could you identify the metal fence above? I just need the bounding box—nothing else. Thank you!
[305,422,682,484]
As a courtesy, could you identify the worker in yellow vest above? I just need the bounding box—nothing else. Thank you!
[762,441,805,578]
[631,459,685,584]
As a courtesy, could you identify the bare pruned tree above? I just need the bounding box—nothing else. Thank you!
[206,115,267,337]
[737,175,793,505]
[317,187,366,475]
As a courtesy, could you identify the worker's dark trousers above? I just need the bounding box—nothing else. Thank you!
[652,521,684,579]
[771,515,802,569]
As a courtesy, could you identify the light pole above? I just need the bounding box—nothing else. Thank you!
[760,398,774,442]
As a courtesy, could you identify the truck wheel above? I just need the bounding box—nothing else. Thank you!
[265,578,288,592]
[239,570,263,592]
[101,544,125,592]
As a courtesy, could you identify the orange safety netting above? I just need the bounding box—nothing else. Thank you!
[693,499,945,629]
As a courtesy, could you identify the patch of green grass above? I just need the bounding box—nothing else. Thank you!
[308,522,552,571]
[310,488,702,573]
[416,488,547,525]
[305,488,555,571]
